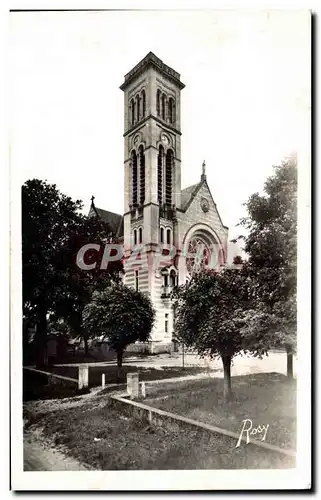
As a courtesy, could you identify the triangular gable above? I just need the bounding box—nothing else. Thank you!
[180,178,228,231]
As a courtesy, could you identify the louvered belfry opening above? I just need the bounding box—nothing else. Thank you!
[156,90,161,116]
[168,98,176,125]
[136,94,140,122]
[168,98,173,123]
[157,145,164,204]
[131,150,138,205]
[161,94,166,120]
[139,145,145,205]
[142,90,146,118]
[165,149,173,206]
[131,98,135,126]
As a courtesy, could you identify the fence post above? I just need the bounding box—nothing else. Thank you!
[127,372,139,399]
[78,365,89,390]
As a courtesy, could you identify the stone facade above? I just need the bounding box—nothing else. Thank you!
[90,52,228,353]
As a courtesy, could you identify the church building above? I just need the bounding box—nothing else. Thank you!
[89,52,228,353]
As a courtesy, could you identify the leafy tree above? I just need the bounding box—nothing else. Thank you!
[22,178,124,362]
[53,215,124,355]
[239,155,297,377]
[22,179,82,363]
[173,268,267,399]
[83,283,156,369]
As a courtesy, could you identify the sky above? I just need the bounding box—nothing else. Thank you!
[9,10,310,242]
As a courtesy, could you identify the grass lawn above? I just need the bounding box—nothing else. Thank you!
[24,391,294,470]
[144,372,296,450]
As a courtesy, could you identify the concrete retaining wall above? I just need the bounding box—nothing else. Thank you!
[109,394,296,460]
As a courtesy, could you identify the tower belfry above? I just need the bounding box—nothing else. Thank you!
[119,52,186,347]
[120,52,185,251]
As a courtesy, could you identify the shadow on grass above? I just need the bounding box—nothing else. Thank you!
[46,364,210,388]
[23,369,89,402]
[48,350,158,366]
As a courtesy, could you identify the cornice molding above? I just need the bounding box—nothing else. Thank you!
[124,113,181,137]
[120,52,185,92]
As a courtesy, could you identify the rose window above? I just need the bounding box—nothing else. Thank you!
[186,237,211,274]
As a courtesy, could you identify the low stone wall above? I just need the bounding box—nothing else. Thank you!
[125,342,151,354]
[150,343,173,355]
[109,394,296,461]
[125,342,173,355]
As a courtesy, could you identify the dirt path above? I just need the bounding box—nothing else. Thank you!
[24,430,93,471]
[23,386,129,471]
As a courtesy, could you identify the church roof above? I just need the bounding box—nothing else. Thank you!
[120,51,185,91]
[180,182,202,210]
[90,205,124,238]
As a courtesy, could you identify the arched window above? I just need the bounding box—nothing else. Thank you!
[166,229,171,244]
[160,227,164,243]
[131,150,138,206]
[138,145,145,205]
[136,94,140,122]
[161,93,166,120]
[168,98,174,124]
[170,270,176,287]
[157,145,164,204]
[139,227,143,244]
[141,90,146,118]
[131,98,135,126]
[156,90,161,116]
[165,149,173,205]
[133,229,137,245]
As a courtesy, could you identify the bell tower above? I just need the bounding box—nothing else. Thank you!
[120,52,185,347]
[120,52,185,250]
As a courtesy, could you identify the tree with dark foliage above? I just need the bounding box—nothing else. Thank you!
[83,283,155,370]
[239,155,297,377]
[22,179,82,364]
[22,179,123,363]
[53,215,124,355]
